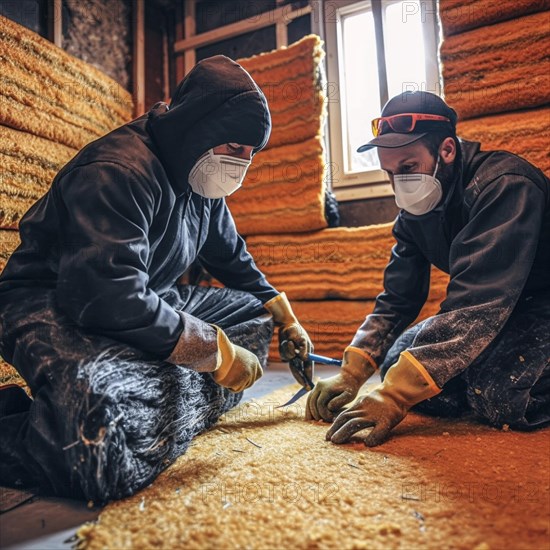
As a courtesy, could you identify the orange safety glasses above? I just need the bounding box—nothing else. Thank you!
[371,113,451,137]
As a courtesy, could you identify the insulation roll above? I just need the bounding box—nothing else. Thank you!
[0,125,77,228]
[457,107,550,175]
[0,228,21,273]
[247,224,395,300]
[0,14,133,150]
[439,0,548,37]
[229,35,329,236]
[441,11,550,120]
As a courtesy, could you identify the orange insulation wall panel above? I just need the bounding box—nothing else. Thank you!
[441,11,550,121]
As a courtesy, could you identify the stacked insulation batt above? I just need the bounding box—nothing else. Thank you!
[0,15,133,388]
[229,35,328,236]
[440,1,550,174]
[246,225,450,360]
[0,14,134,229]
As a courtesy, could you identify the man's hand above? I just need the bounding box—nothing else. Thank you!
[325,351,441,446]
[325,390,404,447]
[264,292,313,362]
[211,328,263,392]
[278,320,312,362]
[306,347,377,422]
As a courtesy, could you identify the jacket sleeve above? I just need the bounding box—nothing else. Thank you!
[55,161,217,360]
[198,198,279,303]
[406,175,546,388]
[350,217,431,365]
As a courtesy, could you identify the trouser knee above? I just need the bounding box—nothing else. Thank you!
[466,385,526,429]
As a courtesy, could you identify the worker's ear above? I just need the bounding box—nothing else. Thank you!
[439,136,456,165]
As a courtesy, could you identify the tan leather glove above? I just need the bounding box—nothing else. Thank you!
[325,351,441,447]
[264,292,314,388]
[306,347,377,421]
[211,326,263,393]
[264,292,313,361]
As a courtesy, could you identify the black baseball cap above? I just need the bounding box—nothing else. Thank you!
[357,91,458,152]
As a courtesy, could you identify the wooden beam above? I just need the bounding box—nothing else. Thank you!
[133,0,146,117]
[372,0,389,108]
[183,0,196,76]
[174,1,186,83]
[162,26,170,102]
[276,21,288,49]
[174,4,311,53]
[49,0,63,48]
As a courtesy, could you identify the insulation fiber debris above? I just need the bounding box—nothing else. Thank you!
[439,0,549,36]
[441,11,550,121]
[76,385,550,550]
[229,35,328,236]
[0,126,77,228]
[0,14,133,150]
[457,107,550,175]
[267,275,447,361]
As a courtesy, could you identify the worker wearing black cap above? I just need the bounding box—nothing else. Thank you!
[307,91,550,446]
[0,56,313,502]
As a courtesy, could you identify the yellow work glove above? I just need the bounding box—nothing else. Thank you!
[306,347,377,421]
[325,351,441,447]
[264,292,313,361]
[211,326,263,393]
[265,292,314,388]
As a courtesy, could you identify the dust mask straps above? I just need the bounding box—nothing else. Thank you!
[393,156,443,216]
[188,148,251,199]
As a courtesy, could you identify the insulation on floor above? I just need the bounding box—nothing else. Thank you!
[440,11,550,121]
[228,35,328,236]
[76,385,550,550]
[457,106,550,175]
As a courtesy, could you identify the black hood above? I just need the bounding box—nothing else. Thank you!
[146,55,271,195]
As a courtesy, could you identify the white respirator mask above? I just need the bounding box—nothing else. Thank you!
[393,156,443,216]
[188,148,251,199]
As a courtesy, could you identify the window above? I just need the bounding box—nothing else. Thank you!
[323,0,441,201]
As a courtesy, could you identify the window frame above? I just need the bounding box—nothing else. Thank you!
[323,0,441,201]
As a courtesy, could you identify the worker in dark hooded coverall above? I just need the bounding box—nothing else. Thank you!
[307,91,550,446]
[0,56,313,502]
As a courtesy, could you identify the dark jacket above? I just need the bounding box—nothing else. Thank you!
[352,140,550,387]
[0,56,278,359]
